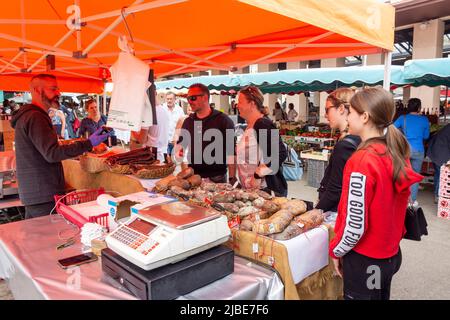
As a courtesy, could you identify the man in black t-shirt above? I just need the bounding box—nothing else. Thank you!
[176,83,236,184]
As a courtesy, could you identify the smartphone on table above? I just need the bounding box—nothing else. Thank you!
[58,252,98,269]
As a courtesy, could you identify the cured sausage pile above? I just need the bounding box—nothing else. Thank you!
[153,168,324,240]
[104,147,176,178]
[105,147,157,167]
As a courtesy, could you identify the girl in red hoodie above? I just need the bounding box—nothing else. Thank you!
[329,87,423,300]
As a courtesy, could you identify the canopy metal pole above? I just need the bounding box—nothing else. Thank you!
[383,50,392,91]
[0,57,21,71]
[22,48,72,57]
[103,83,107,116]
[20,0,27,69]
[54,69,102,80]
[0,51,23,73]
[158,48,232,77]
[445,85,448,122]
[75,0,82,51]
[81,0,187,24]
[148,69,157,125]
[149,59,227,71]
[27,29,75,72]
[0,32,72,56]
[96,95,100,113]
[245,31,334,66]
[86,23,232,69]
[82,0,144,56]
[82,0,187,57]
[0,19,65,25]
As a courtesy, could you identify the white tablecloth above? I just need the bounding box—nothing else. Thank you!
[276,225,329,284]
[0,215,283,300]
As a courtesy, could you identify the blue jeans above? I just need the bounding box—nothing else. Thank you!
[409,151,424,201]
[167,143,174,156]
[433,162,440,197]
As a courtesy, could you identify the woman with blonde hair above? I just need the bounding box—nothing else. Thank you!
[330,87,423,300]
[315,88,361,214]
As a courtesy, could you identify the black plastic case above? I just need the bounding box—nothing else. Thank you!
[101,245,234,300]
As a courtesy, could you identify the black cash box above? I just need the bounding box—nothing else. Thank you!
[101,245,234,300]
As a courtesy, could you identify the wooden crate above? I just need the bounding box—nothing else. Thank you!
[0,120,13,132]
[280,123,299,130]
[2,131,15,151]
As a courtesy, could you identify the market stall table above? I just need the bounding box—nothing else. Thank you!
[0,215,283,300]
[62,159,342,299]
[229,226,342,300]
[63,159,147,195]
[0,196,22,210]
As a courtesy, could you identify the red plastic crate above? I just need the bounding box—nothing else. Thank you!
[54,188,109,230]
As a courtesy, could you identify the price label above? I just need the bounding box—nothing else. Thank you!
[268,256,275,266]
[296,222,305,229]
[269,223,276,234]
[252,242,259,254]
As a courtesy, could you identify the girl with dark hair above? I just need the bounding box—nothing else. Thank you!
[236,86,288,196]
[330,87,423,300]
[272,101,286,121]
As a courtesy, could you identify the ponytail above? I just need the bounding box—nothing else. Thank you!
[358,125,410,182]
[385,124,410,182]
[350,87,411,183]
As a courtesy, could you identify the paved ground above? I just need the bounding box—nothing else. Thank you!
[1,175,449,300]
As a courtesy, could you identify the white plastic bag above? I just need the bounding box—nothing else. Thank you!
[107,51,151,131]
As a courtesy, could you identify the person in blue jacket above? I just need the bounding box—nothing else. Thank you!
[394,98,430,206]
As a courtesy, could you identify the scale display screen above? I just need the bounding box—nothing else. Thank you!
[127,218,157,235]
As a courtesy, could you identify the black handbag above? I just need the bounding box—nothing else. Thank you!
[403,204,428,241]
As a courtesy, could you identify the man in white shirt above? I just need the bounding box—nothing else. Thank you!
[143,104,171,162]
[163,92,185,156]
[287,103,298,122]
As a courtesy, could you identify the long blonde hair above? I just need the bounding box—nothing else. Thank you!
[327,88,355,139]
[350,87,410,182]
[326,88,355,110]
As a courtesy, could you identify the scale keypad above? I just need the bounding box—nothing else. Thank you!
[111,226,159,256]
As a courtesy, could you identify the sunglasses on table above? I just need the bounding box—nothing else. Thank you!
[186,94,204,102]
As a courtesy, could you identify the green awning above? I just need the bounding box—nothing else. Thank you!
[403,58,450,87]
[156,65,407,94]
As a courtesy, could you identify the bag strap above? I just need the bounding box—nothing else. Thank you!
[403,115,407,136]
[285,144,292,163]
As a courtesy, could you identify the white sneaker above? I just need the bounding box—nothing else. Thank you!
[412,200,419,208]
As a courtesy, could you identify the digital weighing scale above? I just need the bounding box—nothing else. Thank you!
[105,201,231,271]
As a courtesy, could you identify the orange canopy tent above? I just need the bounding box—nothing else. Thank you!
[0,0,395,93]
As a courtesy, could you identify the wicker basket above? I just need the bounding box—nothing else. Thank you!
[132,163,176,179]
[109,164,132,174]
[79,155,109,173]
